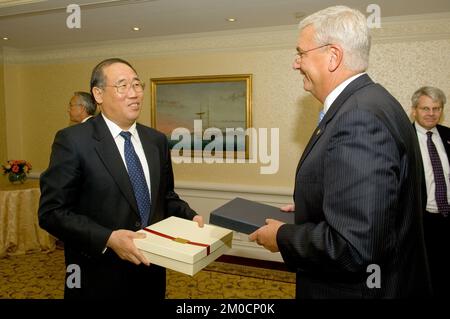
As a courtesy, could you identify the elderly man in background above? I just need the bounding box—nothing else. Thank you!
[411,86,449,299]
[68,91,97,123]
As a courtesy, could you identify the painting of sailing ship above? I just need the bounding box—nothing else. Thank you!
[150,75,252,157]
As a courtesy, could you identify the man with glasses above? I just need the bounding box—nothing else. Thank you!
[67,91,97,124]
[39,58,204,299]
[250,6,431,298]
[411,86,449,299]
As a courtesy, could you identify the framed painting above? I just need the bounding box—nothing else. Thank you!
[150,74,252,160]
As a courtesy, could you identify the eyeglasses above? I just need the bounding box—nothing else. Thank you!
[416,106,442,113]
[295,43,331,61]
[104,81,145,94]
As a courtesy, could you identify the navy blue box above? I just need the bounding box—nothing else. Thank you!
[209,197,294,234]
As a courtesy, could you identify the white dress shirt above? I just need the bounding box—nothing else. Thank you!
[415,122,450,214]
[81,115,93,123]
[322,73,366,115]
[102,114,152,194]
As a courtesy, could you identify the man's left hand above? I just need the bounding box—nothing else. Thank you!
[249,219,284,252]
[193,215,204,227]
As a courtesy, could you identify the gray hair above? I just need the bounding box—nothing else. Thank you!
[74,91,97,115]
[411,86,447,109]
[298,5,371,72]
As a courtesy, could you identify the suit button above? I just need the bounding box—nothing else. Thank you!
[135,222,141,228]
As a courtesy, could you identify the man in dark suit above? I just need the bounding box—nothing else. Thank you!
[39,58,203,299]
[67,91,97,124]
[250,6,431,298]
[411,86,449,299]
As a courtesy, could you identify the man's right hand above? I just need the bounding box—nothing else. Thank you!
[106,229,150,266]
[280,204,295,212]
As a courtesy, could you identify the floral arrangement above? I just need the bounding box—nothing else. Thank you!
[2,160,32,183]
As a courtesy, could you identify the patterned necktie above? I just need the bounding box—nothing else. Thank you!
[120,131,152,226]
[426,131,449,217]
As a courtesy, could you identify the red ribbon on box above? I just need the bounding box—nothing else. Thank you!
[143,228,211,255]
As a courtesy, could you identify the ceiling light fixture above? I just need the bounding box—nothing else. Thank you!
[226,18,236,22]
[133,27,140,31]
[2,37,9,40]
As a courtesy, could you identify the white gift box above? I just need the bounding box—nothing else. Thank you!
[134,216,233,276]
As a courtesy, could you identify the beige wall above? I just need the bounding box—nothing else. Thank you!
[4,61,94,170]
[2,13,450,189]
[0,48,6,162]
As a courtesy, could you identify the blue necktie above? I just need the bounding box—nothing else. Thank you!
[318,110,325,124]
[120,131,152,226]
[426,131,449,217]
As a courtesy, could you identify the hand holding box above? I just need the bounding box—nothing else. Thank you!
[134,216,233,276]
[209,197,294,234]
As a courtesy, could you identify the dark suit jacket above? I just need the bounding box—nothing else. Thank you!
[39,115,197,299]
[436,125,450,155]
[413,123,450,164]
[413,123,450,210]
[413,122,450,298]
[277,74,432,298]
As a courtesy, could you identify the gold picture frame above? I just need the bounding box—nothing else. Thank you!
[150,74,252,160]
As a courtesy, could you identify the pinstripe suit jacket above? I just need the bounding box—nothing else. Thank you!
[277,74,432,298]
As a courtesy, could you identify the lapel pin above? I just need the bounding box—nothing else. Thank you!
[316,129,321,135]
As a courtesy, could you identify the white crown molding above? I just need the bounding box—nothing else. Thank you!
[372,12,450,43]
[0,0,47,10]
[3,25,298,64]
[3,12,450,64]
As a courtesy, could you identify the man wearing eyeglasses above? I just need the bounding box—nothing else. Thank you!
[411,86,449,299]
[39,58,204,299]
[67,91,97,124]
[250,6,431,298]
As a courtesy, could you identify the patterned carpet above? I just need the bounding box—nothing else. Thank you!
[0,249,295,299]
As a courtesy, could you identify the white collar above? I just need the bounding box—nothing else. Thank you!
[323,72,366,114]
[101,113,137,138]
[415,122,438,136]
[81,115,93,123]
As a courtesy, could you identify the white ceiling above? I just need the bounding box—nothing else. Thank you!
[1,0,450,49]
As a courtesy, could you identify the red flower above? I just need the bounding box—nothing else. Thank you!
[2,159,32,176]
